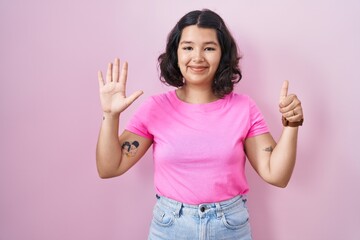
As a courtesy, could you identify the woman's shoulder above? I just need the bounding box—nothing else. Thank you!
[138,90,176,110]
[228,92,253,104]
[148,90,175,103]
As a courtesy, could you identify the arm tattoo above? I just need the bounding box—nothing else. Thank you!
[263,146,274,153]
[121,141,140,158]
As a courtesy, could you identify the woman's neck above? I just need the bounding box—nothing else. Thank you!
[175,86,218,104]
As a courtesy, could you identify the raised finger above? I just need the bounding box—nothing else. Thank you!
[119,61,128,92]
[106,63,113,82]
[279,80,289,104]
[98,71,104,89]
[126,90,144,106]
[113,58,120,82]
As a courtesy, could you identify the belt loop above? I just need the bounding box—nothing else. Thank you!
[173,201,182,218]
[215,203,223,219]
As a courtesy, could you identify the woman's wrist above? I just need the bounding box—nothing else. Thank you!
[102,112,120,120]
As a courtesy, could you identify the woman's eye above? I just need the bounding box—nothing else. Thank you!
[182,46,193,51]
[205,47,215,51]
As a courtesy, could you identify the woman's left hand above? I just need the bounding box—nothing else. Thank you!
[279,80,304,123]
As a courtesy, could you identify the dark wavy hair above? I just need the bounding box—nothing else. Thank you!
[158,9,242,98]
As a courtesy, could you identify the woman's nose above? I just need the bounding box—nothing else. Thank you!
[192,50,204,62]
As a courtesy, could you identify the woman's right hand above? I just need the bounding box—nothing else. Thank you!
[98,58,143,117]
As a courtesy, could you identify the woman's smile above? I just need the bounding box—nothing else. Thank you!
[187,65,208,73]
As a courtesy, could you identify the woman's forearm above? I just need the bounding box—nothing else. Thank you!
[96,113,122,178]
[269,126,299,187]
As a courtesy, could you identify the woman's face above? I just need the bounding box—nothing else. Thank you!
[177,25,221,88]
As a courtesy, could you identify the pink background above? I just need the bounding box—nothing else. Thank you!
[1,0,359,239]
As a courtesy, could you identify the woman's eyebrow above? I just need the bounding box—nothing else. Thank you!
[179,41,218,45]
[203,41,218,45]
[179,41,193,45]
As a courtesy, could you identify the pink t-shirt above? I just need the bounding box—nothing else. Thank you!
[126,90,269,204]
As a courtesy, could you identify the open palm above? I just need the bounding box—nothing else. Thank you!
[98,58,143,116]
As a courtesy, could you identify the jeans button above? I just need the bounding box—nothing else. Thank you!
[200,206,206,212]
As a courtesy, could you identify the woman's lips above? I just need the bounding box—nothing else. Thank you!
[188,66,208,73]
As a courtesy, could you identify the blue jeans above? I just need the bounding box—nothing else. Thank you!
[148,195,252,240]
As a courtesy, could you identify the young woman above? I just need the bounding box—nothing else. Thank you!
[96,9,304,240]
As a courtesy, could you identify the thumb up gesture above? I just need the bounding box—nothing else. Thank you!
[279,81,304,126]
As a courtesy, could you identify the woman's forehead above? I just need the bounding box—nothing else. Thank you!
[179,25,218,44]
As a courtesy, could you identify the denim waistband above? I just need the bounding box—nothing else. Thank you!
[155,195,246,218]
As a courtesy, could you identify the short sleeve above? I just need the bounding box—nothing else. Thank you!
[246,97,269,138]
[125,98,154,140]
